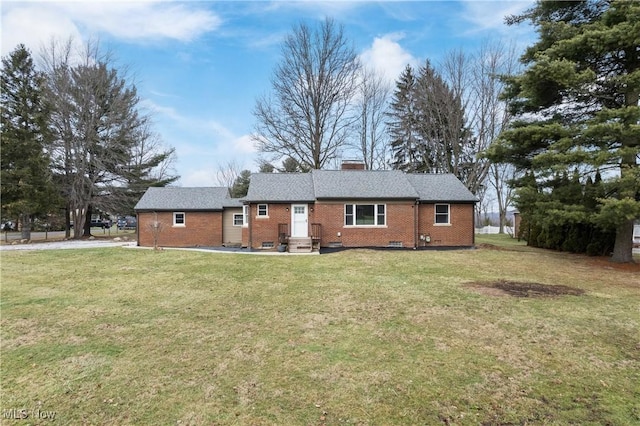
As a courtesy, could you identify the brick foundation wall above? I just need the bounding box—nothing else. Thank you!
[137,211,223,248]
[416,203,474,247]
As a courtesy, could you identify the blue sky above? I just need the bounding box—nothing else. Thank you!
[2,1,535,187]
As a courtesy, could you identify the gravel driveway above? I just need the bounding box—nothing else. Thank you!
[0,239,136,251]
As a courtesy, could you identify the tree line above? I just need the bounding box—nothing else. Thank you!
[1,40,178,240]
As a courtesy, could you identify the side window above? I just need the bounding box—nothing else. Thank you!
[435,204,450,224]
[257,204,268,217]
[173,212,185,226]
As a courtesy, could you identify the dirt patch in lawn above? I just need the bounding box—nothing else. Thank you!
[467,280,585,298]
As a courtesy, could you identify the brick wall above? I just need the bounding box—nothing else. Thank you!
[137,211,223,248]
[138,202,475,249]
[248,203,297,248]
[314,201,416,248]
[416,203,474,247]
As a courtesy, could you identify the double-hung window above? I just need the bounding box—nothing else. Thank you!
[173,212,185,226]
[257,204,268,217]
[435,204,450,224]
[345,204,386,226]
[233,214,243,226]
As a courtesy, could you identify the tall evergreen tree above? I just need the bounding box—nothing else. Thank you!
[388,62,476,188]
[489,0,639,262]
[230,170,251,198]
[388,65,419,171]
[413,60,475,179]
[0,45,58,239]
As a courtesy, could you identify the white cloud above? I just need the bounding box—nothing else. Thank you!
[1,5,82,55]
[141,99,258,186]
[179,169,217,187]
[359,33,418,84]
[232,134,257,155]
[460,0,532,33]
[66,1,222,42]
[1,1,221,55]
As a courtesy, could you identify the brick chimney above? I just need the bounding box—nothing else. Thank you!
[341,160,366,170]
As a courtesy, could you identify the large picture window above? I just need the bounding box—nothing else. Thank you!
[435,204,450,224]
[345,204,386,226]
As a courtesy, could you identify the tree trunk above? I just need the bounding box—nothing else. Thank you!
[83,205,93,237]
[65,203,71,239]
[610,219,634,263]
[20,213,31,240]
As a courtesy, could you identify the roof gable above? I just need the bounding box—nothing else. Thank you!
[134,187,240,211]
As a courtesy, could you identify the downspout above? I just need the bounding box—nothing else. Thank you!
[247,203,252,249]
[136,212,140,246]
[414,200,419,249]
[472,201,476,247]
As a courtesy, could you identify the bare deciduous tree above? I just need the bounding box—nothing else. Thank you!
[148,212,164,250]
[215,160,242,189]
[438,41,519,232]
[468,40,520,233]
[41,38,176,238]
[253,18,360,169]
[352,67,390,170]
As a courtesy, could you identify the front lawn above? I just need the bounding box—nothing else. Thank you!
[1,244,638,424]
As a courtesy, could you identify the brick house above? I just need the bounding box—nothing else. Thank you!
[135,168,476,252]
[135,187,243,248]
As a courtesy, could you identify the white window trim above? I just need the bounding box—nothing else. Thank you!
[257,204,269,218]
[233,213,244,227]
[173,212,186,227]
[434,204,451,226]
[242,205,249,228]
[344,203,387,227]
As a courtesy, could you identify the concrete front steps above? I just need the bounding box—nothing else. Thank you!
[288,237,313,253]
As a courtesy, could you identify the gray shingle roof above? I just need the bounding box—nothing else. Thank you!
[134,173,476,211]
[134,187,239,211]
[405,173,477,202]
[312,170,419,199]
[244,173,315,202]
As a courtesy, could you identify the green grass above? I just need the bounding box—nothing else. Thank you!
[1,242,639,425]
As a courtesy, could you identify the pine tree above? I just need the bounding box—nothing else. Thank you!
[230,170,251,198]
[1,45,58,239]
[387,65,419,171]
[489,0,639,262]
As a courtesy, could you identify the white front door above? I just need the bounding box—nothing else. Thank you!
[291,204,308,237]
